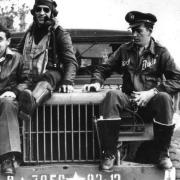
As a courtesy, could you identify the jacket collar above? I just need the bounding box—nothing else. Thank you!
[126,37,156,55]
[0,48,14,63]
[6,47,14,56]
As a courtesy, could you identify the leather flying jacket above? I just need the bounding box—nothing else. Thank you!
[0,48,24,96]
[17,20,78,85]
[91,38,180,95]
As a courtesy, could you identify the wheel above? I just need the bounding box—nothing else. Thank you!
[169,113,180,168]
[170,139,180,168]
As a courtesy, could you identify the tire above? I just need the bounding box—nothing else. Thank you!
[169,113,180,168]
[170,139,180,168]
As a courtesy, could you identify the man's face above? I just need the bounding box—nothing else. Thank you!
[35,5,52,25]
[0,32,10,57]
[131,24,151,47]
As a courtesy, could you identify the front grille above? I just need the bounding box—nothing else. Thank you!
[22,104,101,164]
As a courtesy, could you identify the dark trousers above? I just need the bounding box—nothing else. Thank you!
[100,90,174,152]
[0,98,21,158]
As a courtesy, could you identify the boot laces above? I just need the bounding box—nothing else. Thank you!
[102,151,115,160]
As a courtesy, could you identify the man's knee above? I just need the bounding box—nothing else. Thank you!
[32,81,53,105]
[35,81,53,91]
[104,90,129,111]
[42,70,62,89]
[156,92,173,103]
[106,90,124,100]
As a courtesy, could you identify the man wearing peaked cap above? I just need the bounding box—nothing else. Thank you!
[17,0,78,121]
[83,11,180,171]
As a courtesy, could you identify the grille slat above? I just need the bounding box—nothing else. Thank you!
[85,104,88,160]
[78,104,81,161]
[92,104,95,160]
[64,105,67,161]
[29,118,32,162]
[23,104,100,164]
[71,105,74,161]
[50,105,53,162]
[43,106,46,162]
[57,105,60,161]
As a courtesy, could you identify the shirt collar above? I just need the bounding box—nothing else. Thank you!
[126,37,156,55]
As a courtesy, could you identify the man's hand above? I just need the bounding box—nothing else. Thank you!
[131,89,155,107]
[17,83,28,91]
[0,91,16,99]
[82,83,101,92]
[59,85,74,93]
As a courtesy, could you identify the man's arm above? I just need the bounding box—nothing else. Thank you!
[55,27,78,92]
[15,53,29,93]
[156,48,180,95]
[83,47,122,92]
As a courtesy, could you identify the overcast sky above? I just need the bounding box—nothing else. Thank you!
[56,0,180,66]
[2,0,180,66]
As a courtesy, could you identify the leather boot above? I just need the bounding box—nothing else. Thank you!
[99,150,116,172]
[32,81,53,105]
[153,121,175,169]
[19,81,52,121]
[97,117,120,172]
[1,154,16,176]
[19,89,35,114]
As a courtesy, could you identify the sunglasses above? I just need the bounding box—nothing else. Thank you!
[35,7,50,13]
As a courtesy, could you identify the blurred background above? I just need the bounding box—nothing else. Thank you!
[0,0,180,66]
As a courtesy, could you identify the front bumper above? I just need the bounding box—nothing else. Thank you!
[0,162,176,180]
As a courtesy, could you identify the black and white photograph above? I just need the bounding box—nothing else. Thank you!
[0,0,179,179]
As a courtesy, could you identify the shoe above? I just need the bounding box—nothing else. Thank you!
[19,89,36,120]
[157,151,173,169]
[99,151,116,171]
[153,122,175,169]
[1,158,15,176]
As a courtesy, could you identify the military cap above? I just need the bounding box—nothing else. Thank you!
[125,11,157,28]
[34,0,57,9]
[31,0,58,17]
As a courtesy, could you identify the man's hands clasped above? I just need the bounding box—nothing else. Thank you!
[131,89,156,107]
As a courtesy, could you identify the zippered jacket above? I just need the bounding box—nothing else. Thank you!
[91,38,180,95]
[0,48,25,96]
[17,21,78,86]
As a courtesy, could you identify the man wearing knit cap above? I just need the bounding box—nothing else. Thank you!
[17,0,78,121]
[83,11,180,171]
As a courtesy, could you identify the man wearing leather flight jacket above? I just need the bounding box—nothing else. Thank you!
[84,11,180,171]
[17,0,78,121]
[0,24,26,176]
